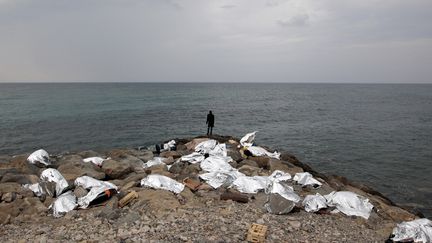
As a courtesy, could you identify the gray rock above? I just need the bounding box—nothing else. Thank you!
[238,159,259,168]
[268,159,303,174]
[0,173,39,184]
[102,159,132,179]
[227,149,243,162]
[168,162,185,174]
[238,165,261,176]
[264,194,295,215]
[73,186,88,198]
[57,155,106,181]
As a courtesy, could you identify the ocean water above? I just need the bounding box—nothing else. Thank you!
[0,83,431,216]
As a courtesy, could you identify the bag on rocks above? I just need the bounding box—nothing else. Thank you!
[27,149,51,167]
[180,152,205,164]
[49,191,77,218]
[302,193,327,212]
[324,191,374,219]
[195,140,218,154]
[74,176,118,208]
[389,218,432,243]
[40,168,69,197]
[83,157,105,167]
[293,172,322,188]
[240,131,257,147]
[140,174,184,194]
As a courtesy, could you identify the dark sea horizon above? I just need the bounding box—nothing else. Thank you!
[0,83,431,217]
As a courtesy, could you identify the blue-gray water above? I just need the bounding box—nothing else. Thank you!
[0,83,431,216]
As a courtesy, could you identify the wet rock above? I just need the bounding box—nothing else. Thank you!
[102,159,132,179]
[238,165,261,176]
[1,192,16,203]
[265,194,295,215]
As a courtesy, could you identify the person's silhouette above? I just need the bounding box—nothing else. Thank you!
[206,111,215,135]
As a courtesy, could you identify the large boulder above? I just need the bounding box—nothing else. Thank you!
[0,155,40,175]
[238,159,259,168]
[102,159,132,179]
[160,151,182,159]
[57,155,105,181]
[0,173,39,184]
[238,165,261,176]
[118,155,145,173]
[248,156,270,169]
[268,159,303,174]
[227,149,243,162]
[265,194,295,215]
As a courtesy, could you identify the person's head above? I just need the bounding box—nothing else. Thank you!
[209,110,212,114]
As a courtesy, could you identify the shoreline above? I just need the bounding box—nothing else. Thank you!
[0,134,425,241]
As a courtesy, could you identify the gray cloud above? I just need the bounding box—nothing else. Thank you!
[0,0,431,83]
[277,14,309,27]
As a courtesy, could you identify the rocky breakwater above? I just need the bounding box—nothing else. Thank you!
[0,132,430,242]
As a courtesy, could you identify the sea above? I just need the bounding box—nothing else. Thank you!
[0,83,431,217]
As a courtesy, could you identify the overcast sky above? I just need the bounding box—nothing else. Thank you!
[1,0,431,83]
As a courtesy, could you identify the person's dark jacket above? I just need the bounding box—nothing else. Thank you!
[206,114,215,127]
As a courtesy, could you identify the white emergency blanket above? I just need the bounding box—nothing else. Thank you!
[390,218,432,243]
[49,191,77,218]
[143,157,167,168]
[240,131,257,147]
[40,168,69,196]
[195,140,218,154]
[199,171,243,189]
[74,176,118,208]
[246,146,281,160]
[163,140,176,150]
[83,157,105,167]
[231,176,268,193]
[27,149,50,166]
[180,152,205,164]
[232,170,300,202]
[22,183,44,197]
[293,172,322,188]
[302,193,328,212]
[200,156,235,173]
[140,174,184,194]
[209,143,228,157]
[324,191,374,219]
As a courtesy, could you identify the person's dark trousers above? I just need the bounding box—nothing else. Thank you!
[207,126,213,135]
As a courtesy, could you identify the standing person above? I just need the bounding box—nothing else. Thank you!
[206,111,215,135]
